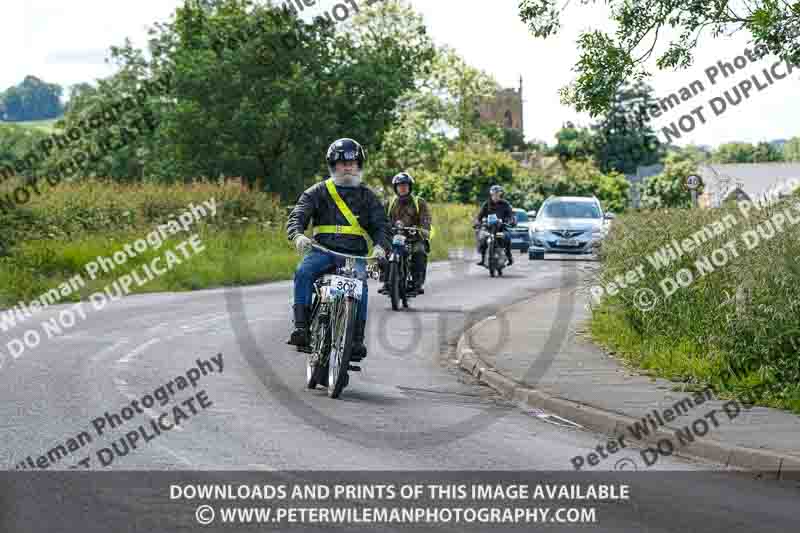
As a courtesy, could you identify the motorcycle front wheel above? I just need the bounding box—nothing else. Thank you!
[388,261,401,311]
[488,240,497,277]
[328,296,356,399]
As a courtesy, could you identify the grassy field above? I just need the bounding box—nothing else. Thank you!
[0,118,59,132]
[590,193,800,412]
[0,178,476,307]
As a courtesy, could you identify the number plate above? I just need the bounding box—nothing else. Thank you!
[329,275,363,298]
[393,234,406,245]
[556,238,580,247]
[511,238,523,243]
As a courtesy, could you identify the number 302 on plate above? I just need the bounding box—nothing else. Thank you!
[331,276,363,298]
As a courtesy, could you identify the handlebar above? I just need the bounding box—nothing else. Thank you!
[393,225,431,238]
[309,242,382,261]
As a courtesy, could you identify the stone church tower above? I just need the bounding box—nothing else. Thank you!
[478,76,524,132]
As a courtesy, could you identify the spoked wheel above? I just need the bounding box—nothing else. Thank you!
[388,261,401,311]
[305,310,329,389]
[488,241,497,277]
[328,296,356,399]
[401,261,410,308]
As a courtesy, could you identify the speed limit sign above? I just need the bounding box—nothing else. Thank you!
[686,174,702,190]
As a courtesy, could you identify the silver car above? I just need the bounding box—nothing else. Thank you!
[528,196,614,259]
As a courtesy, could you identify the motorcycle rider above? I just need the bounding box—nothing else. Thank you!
[474,184,515,267]
[286,138,390,362]
[378,172,432,295]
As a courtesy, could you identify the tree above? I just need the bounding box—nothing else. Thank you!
[364,104,449,188]
[437,144,519,204]
[552,122,596,162]
[783,137,800,162]
[519,0,800,116]
[713,142,753,163]
[64,83,97,114]
[0,76,64,121]
[0,124,49,178]
[365,35,496,189]
[591,82,663,175]
[418,45,498,144]
[505,160,630,213]
[640,151,700,208]
[753,141,783,162]
[43,0,434,200]
[710,142,780,163]
[678,144,712,164]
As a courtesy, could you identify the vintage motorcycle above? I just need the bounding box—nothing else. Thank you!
[383,221,429,311]
[298,243,380,398]
[477,213,510,277]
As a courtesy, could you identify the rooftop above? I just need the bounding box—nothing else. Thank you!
[697,162,800,206]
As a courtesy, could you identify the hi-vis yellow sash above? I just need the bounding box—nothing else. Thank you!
[388,194,436,239]
[313,179,370,240]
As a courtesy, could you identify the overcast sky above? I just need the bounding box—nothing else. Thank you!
[2,0,797,147]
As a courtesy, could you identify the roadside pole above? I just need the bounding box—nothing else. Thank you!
[686,174,702,208]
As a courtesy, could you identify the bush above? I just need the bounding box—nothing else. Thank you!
[506,160,629,213]
[640,152,700,208]
[592,197,800,412]
[0,179,476,306]
[437,144,520,203]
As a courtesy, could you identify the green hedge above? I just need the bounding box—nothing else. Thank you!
[591,195,800,412]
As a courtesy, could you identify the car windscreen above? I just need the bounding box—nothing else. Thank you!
[542,202,601,219]
[514,211,528,223]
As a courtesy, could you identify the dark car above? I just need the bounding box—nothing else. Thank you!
[509,208,531,253]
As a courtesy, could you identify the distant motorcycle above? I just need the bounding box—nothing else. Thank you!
[476,214,510,277]
[384,221,429,311]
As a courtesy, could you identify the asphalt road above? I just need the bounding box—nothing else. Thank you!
[1,252,798,532]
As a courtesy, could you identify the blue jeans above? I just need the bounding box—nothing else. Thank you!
[293,249,368,338]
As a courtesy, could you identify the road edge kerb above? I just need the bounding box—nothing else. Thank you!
[454,291,800,480]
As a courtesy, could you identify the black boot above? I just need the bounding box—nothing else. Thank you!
[410,272,425,295]
[477,250,486,266]
[377,262,388,294]
[287,304,310,348]
[506,251,514,266]
[350,320,367,362]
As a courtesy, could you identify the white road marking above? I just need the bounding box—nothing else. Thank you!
[90,338,130,363]
[117,338,160,365]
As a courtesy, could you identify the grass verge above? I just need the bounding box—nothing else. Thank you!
[589,193,800,413]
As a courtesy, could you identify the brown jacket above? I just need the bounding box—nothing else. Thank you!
[387,194,432,235]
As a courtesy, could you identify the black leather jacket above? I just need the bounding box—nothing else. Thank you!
[287,180,391,256]
[475,199,516,227]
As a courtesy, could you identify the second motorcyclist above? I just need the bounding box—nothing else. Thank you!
[379,172,432,295]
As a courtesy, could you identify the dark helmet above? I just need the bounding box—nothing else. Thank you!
[489,184,504,196]
[392,172,414,195]
[326,138,366,175]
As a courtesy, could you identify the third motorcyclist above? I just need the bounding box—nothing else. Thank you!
[474,184,515,267]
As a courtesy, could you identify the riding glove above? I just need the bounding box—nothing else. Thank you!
[294,234,313,254]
